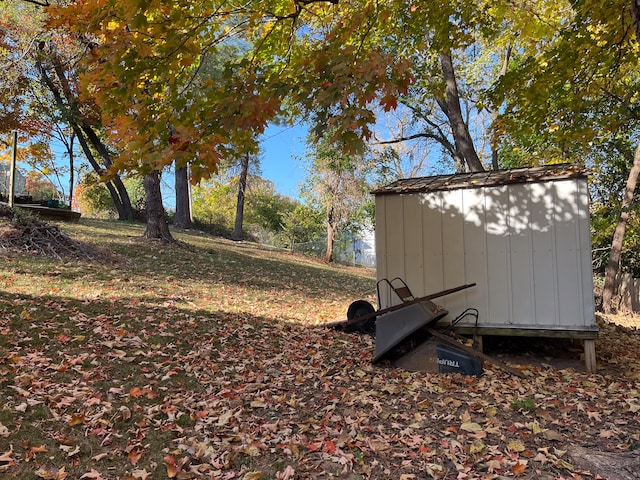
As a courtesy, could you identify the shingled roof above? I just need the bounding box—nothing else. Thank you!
[372,164,588,196]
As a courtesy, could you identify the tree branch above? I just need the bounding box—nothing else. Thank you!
[18,0,50,6]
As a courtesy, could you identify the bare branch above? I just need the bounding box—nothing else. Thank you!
[16,0,50,7]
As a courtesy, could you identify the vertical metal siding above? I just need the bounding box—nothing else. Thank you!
[462,188,488,320]
[374,194,388,307]
[529,181,559,326]
[577,179,596,325]
[377,194,407,307]
[506,184,534,325]
[420,193,445,296]
[440,190,466,312]
[553,181,584,326]
[403,195,425,297]
[484,185,512,326]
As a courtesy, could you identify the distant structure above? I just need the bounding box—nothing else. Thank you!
[0,162,26,199]
[341,223,376,267]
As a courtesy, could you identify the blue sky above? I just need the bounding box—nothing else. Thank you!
[259,123,309,199]
[20,123,310,209]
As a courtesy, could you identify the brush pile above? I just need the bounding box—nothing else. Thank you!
[0,206,91,260]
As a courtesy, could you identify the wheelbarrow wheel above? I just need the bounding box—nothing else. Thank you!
[345,300,376,334]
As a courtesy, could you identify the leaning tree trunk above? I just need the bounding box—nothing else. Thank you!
[143,170,173,242]
[602,142,640,313]
[36,46,134,220]
[71,124,132,220]
[174,164,192,229]
[439,52,485,173]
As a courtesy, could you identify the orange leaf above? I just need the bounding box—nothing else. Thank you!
[512,461,527,476]
[128,448,143,465]
[68,413,85,426]
[129,387,144,398]
[324,440,336,454]
[164,455,180,478]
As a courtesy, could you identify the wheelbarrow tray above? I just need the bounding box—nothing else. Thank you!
[372,300,448,363]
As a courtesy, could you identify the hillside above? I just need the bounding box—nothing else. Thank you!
[1,218,639,479]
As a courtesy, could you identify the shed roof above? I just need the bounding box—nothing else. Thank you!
[373,164,588,196]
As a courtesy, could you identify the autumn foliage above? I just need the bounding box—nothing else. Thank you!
[45,0,414,182]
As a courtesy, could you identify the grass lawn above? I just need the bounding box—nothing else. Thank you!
[1,218,639,479]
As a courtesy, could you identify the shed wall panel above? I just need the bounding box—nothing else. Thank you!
[577,180,596,324]
[553,182,584,325]
[380,195,406,306]
[374,195,387,304]
[375,176,596,331]
[420,193,445,296]
[484,186,511,326]
[508,183,535,325]
[403,196,425,298]
[529,182,559,326]
[440,190,466,311]
[462,188,488,318]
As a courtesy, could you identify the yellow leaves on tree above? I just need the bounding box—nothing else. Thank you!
[42,0,420,182]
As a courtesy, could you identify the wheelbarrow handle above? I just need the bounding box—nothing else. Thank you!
[343,282,477,326]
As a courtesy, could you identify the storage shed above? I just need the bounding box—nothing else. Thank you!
[373,164,598,372]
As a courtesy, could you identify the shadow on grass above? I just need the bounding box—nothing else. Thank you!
[0,288,356,480]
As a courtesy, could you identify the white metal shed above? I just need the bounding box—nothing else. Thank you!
[373,164,598,372]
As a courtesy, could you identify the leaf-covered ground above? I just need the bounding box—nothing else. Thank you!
[1,219,639,480]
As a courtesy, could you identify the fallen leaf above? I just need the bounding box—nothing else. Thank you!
[128,447,143,465]
[460,421,483,433]
[129,387,144,398]
[508,440,526,452]
[80,469,104,479]
[68,413,85,426]
[469,439,486,454]
[35,466,67,480]
[130,469,151,480]
[60,444,80,457]
[277,465,295,480]
[512,461,527,476]
[243,472,263,480]
[543,430,564,441]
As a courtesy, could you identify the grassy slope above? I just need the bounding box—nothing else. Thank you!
[0,219,639,480]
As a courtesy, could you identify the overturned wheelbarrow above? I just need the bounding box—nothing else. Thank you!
[328,278,524,378]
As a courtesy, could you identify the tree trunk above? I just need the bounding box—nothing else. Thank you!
[174,164,192,229]
[439,52,485,172]
[67,131,75,208]
[325,208,335,263]
[36,47,134,220]
[232,153,250,241]
[143,170,173,242]
[602,142,640,313]
[569,445,640,480]
[79,123,134,219]
[71,124,131,220]
[491,45,512,170]
[632,0,640,43]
